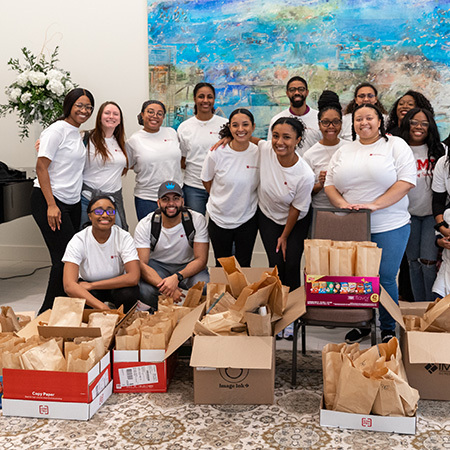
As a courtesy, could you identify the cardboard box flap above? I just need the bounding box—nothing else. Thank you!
[38,326,102,339]
[273,287,306,335]
[407,330,450,364]
[16,310,52,339]
[379,287,406,330]
[165,303,206,359]
[399,301,430,318]
[190,335,273,369]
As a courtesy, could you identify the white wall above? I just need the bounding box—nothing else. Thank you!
[0,0,149,261]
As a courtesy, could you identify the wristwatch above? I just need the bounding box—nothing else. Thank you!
[434,220,449,231]
[175,272,184,283]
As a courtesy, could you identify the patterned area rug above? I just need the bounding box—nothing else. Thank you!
[1,350,450,449]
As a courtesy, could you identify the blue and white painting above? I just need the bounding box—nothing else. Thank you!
[147,0,450,137]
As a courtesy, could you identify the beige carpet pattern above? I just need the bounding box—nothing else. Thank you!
[1,350,450,449]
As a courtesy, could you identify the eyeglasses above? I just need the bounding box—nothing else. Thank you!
[287,87,307,93]
[74,103,94,112]
[319,119,342,127]
[410,119,429,128]
[90,208,116,216]
[146,109,165,118]
[357,93,376,99]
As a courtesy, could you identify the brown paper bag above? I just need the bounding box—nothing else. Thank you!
[322,343,347,410]
[352,345,380,374]
[244,308,272,336]
[3,336,43,369]
[183,282,205,308]
[48,297,86,327]
[378,337,408,381]
[206,283,227,310]
[200,310,245,335]
[333,355,380,414]
[66,345,96,372]
[329,247,354,276]
[72,336,105,363]
[20,339,66,372]
[88,312,119,350]
[116,332,141,350]
[234,274,277,312]
[218,256,249,297]
[305,244,330,275]
[0,306,21,332]
[140,319,173,350]
[422,296,450,331]
[355,245,382,276]
[208,291,237,314]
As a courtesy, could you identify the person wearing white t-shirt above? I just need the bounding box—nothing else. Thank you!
[178,82,228,215]
[257,117,314,291]
[31,88,95,314]
[63,196,140,312]
[135,181,209,309]
[81,101,129,230]
[201,108,259,267]
[267,76,321,156]
[303,90,349,210]
[399,108,445,301]
[127,101,183,220]
[341,82,388,141]
[325,104,416,344]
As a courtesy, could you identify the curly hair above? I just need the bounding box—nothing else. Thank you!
[219,108,255,140]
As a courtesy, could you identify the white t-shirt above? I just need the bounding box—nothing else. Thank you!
[201,143,260,229]
[325,136,417,233]
[432,155,450,196]
[34,120,86,204]
[134,210,209,265]
[408,144,434,216]
[62,225,138,282]
[127,128,183,201]
[82,136,127,199]
[177,115,228,190]
[258,140,314,225]
[303,140,349,209]
[267,107,321,156]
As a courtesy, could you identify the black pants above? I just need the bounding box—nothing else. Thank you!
[208,215,258,267]
[89,286,140,313]
[31,188,81,314]
[257,208,311,291]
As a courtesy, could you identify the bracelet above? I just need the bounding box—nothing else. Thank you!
[434,221,449,232]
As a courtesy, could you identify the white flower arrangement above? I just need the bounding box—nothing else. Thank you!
[0,47,77,140]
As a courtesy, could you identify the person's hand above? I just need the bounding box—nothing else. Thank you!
[172,288,185,303]
[438,236,450,249]
[349,203,376,212]
[438,226,450,239]
[276,236,287,262]
[35,139,40,153]
[157,274,180,297]
[210,136,230,151]
[318,170,327,187]
[47,204,62,231]
[79,281,93,291]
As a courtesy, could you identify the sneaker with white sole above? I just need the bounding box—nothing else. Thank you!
[345,328,371,344]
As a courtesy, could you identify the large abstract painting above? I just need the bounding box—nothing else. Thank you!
[147,0,450,138]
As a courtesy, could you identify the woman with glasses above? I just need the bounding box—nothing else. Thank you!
[303,90,349,209]
[386,90,434,136]
[398,108,444,300]
[63,196,140,312]
[177,82,227,215]
[80,101,129,230]
[341,82,387,141]
[325,103,416,344]
[31,88,95,313]
[127,100,183,220]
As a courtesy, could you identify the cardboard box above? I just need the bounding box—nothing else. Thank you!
[305,273,380,307]
[113,303,205,393]
[2,380,113,421]
[191,269,307,405]
[396,301,450,401]
[319,398,416,435]
[3,351,111,403]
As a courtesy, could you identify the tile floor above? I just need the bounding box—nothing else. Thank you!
[0,260,376,351]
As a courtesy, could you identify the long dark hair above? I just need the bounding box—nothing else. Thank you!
[344,83,387,115]
[54,88,95,123]
[351,104,388,142]
[386,90,434,133]
[193,82,216,115]
[87,101,128,167]
[399,108,444,176]
[219,108,255,140]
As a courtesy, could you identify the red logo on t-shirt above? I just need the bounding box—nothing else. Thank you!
[246,165,258,169]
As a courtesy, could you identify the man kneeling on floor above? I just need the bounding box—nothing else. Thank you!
[135,180,209,310]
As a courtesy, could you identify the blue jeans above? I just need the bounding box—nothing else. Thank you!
[139,259,210,309]
[135,196,158,221]
[371,223,410,331]
[183,184,209,215]
[405,215,438,301]
[80,195,123,229]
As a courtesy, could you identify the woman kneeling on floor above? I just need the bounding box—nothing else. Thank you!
[63,195,140,312]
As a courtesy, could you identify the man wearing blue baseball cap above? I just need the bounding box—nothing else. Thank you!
[134,180,209,309]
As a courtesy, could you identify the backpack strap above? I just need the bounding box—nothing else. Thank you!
[150,208,162,251]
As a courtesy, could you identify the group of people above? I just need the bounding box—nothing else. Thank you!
[31,78,450,345]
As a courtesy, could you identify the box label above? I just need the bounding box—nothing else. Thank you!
[118,365,158,387]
